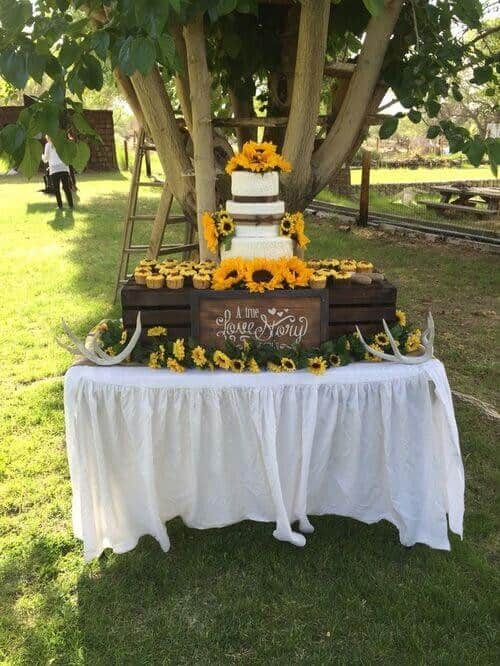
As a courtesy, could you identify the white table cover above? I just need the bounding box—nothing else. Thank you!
[64,358,464,560]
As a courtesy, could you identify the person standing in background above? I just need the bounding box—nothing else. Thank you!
[42,135,74,209]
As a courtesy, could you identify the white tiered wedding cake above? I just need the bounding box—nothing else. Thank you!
[221,149,294,260]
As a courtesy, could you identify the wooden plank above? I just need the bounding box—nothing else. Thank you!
[121,285,191,307]
[358,150,371,227]
[123,309,191,328]
[329,322,394,338]
[191,290,329,348]
[420,200,496,216]
[329,283,396,305]
[330,305,395,323]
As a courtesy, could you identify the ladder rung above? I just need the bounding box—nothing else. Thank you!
[138,181,165,187]
[124,243,196,253]
[129,214,186,223]
[142,145,156,151]
[158,243,198,255]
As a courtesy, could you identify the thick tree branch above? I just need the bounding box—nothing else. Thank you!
[114,69,145,128]
[282,0,330,195]
[467,24,500,46]
[171,24,193,132]
[184,13,218,261]
[130,66,195,215]
[312,0,404,190]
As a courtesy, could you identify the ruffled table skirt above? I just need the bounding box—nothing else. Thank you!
[64,359,464,560]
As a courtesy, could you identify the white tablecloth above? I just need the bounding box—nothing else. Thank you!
[64,359,464,560]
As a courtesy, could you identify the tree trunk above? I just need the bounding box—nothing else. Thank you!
[129,66,196,219]
[230,84,257,149]
[312,0,404,191]
[171,25,193,133]
[184,14,218,261]
[281,0,330,209]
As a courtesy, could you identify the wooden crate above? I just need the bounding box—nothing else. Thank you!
[121,279,397,343]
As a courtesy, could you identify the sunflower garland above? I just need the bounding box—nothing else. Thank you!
[93,310,423,376]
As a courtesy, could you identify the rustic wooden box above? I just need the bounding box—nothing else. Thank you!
[121,280,397,343]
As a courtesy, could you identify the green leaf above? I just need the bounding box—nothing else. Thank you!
[27,52,47,84]
[486,138,500,177]
[472,65,493,85]
[59,40,81,68]
[362,0,385,16]
[19,138,42,179]
[217,0,238,15]
[90,31,110,59]
[465,137,485,167]
[379,116,399,140]
[72,141,91,172]
[425,99,441,118]
[451,85,463,102]
[79,54,103,90]
[0,124,26,154]
[49,80,66,104]
[158,33,176,67]
[426,125,441,140]
[408,109,421,124]
[0,48,29,88]
[132,36,156,75]
[72,112,97,138]
[52,130,77,165]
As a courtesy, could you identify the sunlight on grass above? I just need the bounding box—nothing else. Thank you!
[0,172,498,664]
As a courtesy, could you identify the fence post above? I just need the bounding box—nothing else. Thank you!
[123,139,129,171]
[359,149,371,227]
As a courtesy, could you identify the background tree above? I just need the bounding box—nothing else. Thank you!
[0,0,498,258]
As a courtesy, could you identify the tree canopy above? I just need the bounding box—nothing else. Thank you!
[0,1,499,256]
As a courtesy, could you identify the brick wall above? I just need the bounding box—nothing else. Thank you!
[0,105,117,171]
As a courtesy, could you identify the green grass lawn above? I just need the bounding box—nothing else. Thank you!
[0,173,499,664]
[350,164,494,185]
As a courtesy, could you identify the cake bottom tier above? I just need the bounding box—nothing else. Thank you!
[221,236,294,260]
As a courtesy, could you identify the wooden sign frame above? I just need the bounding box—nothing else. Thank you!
[190,289,329,349]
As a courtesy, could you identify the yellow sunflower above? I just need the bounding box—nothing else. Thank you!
[291,212,310,248]
[267,361,282,373]
[281,358,296,372]
[329,354,341,368]
[212,258,245,291]
[172,338,185,361]
[218,217,235,237]
[280,214,295,237]
[202,211,219,254]
[147,326,167,337]
[374,332,390,347]
[396,309,407,327]
[308,356,327,375]
[231,358,245,373]
[247,357,260,373]
[244,258,283,293]
[166,357,185,372]
[405,329,422,353]
[120,330,128,345]
[148,351,161,368]
[213,350,231,369]
[279,257,311,289]
[191,345,207,368]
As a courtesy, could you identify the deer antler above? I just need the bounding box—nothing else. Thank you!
[57,312,142,366]
[356,312,434,365]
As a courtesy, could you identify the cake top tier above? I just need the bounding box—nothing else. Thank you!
[225,141,291,176]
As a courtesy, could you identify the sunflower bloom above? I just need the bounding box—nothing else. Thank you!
[364,344,383,362]
[244,258,283,293]
[213,350,231,369]
[247,357,260,373]
[267,361,282,373]
[281,358,296,372]
[202,211,219,254]
[308,356,327,375]
[279,257,311,289]
[329,354,341,368]
[230,358,245,373]
[396,309,407,327]
[212,258,245,290]
[166,357,185,372]
[191,345,207,368]
[172,338,185,361]
[374,332,390,347]
[147,326,167,337]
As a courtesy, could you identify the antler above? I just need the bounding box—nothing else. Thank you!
[56,312,142,366]
[356,312,434,365]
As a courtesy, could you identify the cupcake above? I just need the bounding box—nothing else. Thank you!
[146,274,165,289]
[193,274,211,289]
[332,269,352,281]
[340,259,357,272]
[307,259,322,270]
[166,274,185,289]
[139,259,157,270]
[309,272,327,289]
[134,270,150,285]
[321,258,340,269]
[357,260,374,273]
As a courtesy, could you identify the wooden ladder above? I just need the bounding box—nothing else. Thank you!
[114,127,198,301]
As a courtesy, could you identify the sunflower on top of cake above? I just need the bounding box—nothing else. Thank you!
[203,141,308,260]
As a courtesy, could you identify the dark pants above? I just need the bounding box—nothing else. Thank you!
[52,171,74,208]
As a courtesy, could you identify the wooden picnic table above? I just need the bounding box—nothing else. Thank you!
[420,185,499,218]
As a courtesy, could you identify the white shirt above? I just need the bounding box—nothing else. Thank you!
[42,141,70,175]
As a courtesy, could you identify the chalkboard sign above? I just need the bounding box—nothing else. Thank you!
[191,290,329,348]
